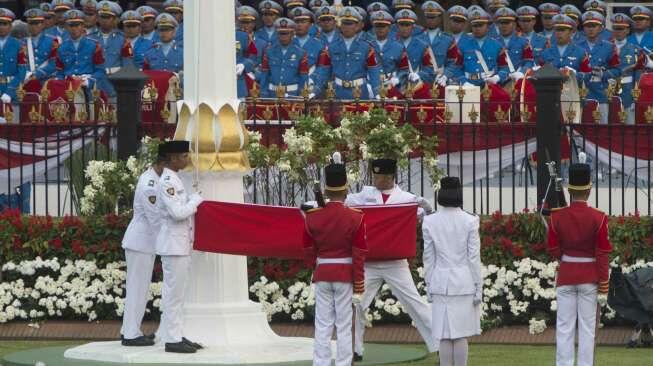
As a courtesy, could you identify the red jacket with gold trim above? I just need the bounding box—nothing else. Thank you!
[547,201,612,289]
[303,201,367,293]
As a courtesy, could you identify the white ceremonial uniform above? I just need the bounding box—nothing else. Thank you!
[345,185,437,355]
[155,167,203,344]
[120,167,161,340]
[422,207,482,343]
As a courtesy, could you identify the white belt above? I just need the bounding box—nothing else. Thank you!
[465,72,483,80]
[334,77,365,88]
[562,255,596,263]
[105,66,121,74]
[590,76,601,83]
[268,84,298,92]
[316,257,352,265]
[621,76,633,84]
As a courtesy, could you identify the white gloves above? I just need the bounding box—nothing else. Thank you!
[417,197,434,214]
[24,71,33,81]
[408,72,421,82]
[481,71,493,80]
[352,293,362,305]
[473,286,482,305]
[531,65,541,72]
[308,92,316,99]
[190,193,204,206]
[509,71,524,81]
[79,74,91,87]
[236,63,245,76]
[389,76,400,87]
[1,93,11,104]
[436,74,448,87]
[485,75,500,85]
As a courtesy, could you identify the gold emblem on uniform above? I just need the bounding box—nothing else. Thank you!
[102,3,111,12]
[236,41,241,50]
[345,9,351,16]
[148,196,156,204]
[166,187,175,196]
[626,54,633,64]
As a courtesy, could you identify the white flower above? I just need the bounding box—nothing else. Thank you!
[528,318,547,335]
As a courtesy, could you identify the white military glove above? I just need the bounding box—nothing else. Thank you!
[236,63,245,76]
[352,293,363,305]
[481,71,493,80]
[462,82,475,88]
[79,74,92,87]
[389,76,400,87]
[436,74,448,87]
[473,286,482,305]
[0,93,11,104]
[509,71,524,81]
[190,193,204,206]
[417,197,434,214]
[485,75,500,84]
[531,65,541,72]
[308,92,316,99]
[24,71,34,81]
[408,72,421,82]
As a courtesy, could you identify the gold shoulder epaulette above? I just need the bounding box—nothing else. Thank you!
[349,207,363,213]
[306,207,323,213]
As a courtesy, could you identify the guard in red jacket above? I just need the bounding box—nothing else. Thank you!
[547,160,612,366]
[303,152,367,366]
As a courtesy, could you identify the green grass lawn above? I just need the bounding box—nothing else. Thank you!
[1,341,651,365]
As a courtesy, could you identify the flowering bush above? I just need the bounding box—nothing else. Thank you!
[2,211,653,328]
[79,137,162,215]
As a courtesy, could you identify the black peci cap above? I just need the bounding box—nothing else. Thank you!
[159,140,190,155]
[437,176,462,207]
[568,163,591,190]
[371,158,397,175]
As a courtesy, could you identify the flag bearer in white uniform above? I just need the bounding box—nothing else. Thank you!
[155,140,204,354]
[303,153,367,366]
[422,176,482,366]
[120,143,167,346]
[345,158,437,361]
[548,159,612,366]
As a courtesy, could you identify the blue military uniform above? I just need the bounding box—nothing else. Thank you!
[583,0,612,41]
[259,18,309,97]
[54,10,106,90]
[456,8,508,87]
[163,0,184,46]
[256,0,282,45]
[121,11,153,69]
[315,7,380,99]
[137,6,160,43]
[420,2,460,82]
[46,0,73,41]
[612,13,645,124]
[491,8,534,75]
[538,3,560,41]
[448,5,471,45]
[236,6,267,74]
[394,10,434,87]
[517,6,549,64]
[368,11,408,90]
[22,9,59,81]
[143,14,183,73]
[576,11,621,105]
[628,6,653,50]
[0,9,27,102]
[315,6,340,46]
[236,30,256,98]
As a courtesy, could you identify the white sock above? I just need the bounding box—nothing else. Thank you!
[439,339,454,366]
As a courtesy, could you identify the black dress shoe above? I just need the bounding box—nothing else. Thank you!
[145,333,156,340]
[354,353,363,362]
[122,336,155,347]
[182,337,204,349]
[165,342,197,353]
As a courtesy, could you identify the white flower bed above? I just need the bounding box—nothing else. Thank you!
[2,257,651,331]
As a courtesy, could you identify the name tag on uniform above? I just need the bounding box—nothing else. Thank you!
[365,198,377,202]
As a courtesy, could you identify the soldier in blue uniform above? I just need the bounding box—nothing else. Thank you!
[163,0,183,46]
[285,0,319,38]
[492,7,533,83]
[143,13,183,74]
[314,6,380,99]
[137,6,159,43]
[369,10,407,95]
[40,3,57,31]
[388,0,422,39]
[628,6,653,50]
[455,7,508,87]
[290,7,324,86]
[394,9,434,93]
[53,10,105,91]
[577,10,620,124]
[80,0,98,36]
[316,6,339,46]
[517,6,548,65]
[259,18,309,98]
[283,0,305,13]
[419,1,461,88]
[88,1,132,98]
[235,29,256,99]
[583,0,612,42]
[611,13,646,125]
[47,0,73,41]
[121,10,152,70]
[448,5,470,45]
[256,0,282,45]
[0,8,27,107]
[309,0,329,13]
[23,8,59,82]
[484,0,508,39]
[561,5,585,44]
[237,6,266,72]
[538,3,559,41]
[539,15,591,80]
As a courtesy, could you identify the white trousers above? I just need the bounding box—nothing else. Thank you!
[120,249,156,340]
[313,281,353,366]
[556,283,598,366]
[159,255,191,344]
[354,260,435,355]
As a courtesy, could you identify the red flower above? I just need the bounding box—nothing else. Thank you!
[500,237,513,250]
[511,245,524,258]
[522,207,530,213]
[71,239,86,257]
[59,215,83,230]
[50,237,63,250]
[12,235,22,250]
